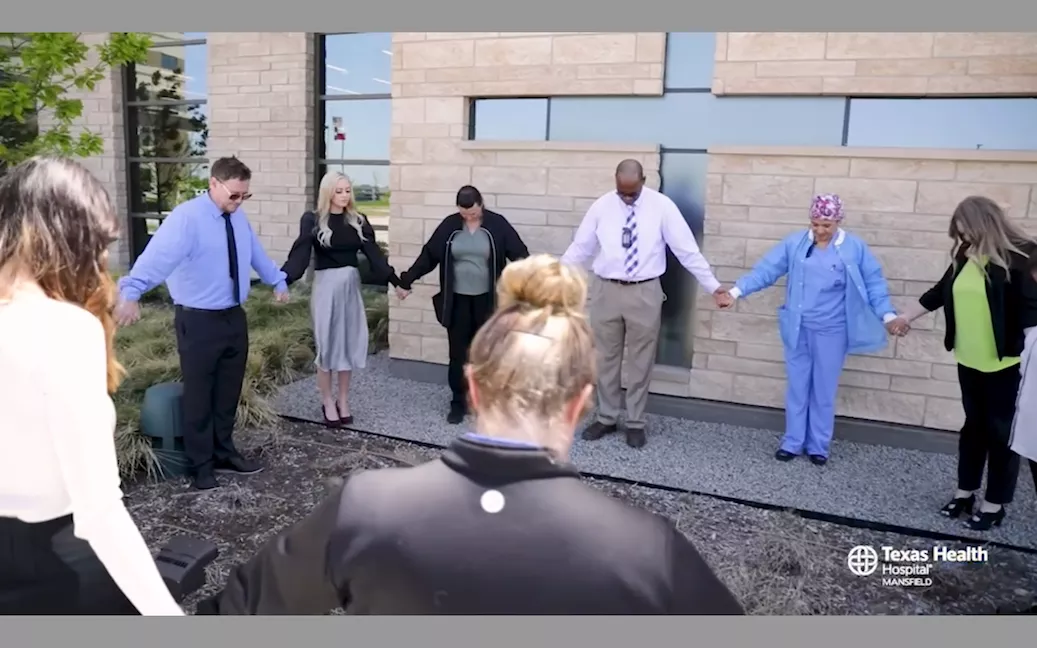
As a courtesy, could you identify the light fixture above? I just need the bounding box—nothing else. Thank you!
[372,78,390,85]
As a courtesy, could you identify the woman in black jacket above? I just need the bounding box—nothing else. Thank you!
[196,254,744,616]
[281,172,401,426]
[396,185,529,424]
[890,196,1037,531]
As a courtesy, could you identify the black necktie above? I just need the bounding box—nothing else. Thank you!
[222,212,241,305]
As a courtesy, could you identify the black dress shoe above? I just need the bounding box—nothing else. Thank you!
[808,454,828,466]
[625,428,647,448]
[447,403,466,425]
[214,455,264,475]
[581,421,617,441]
[939,493,976,519]
[964,506,1006,531]
[774,449,797,461]
[192,472,218,491]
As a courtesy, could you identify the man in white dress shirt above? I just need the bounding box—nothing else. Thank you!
[561,160,732,448]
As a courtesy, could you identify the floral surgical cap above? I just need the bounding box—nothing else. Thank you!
[810,193,844,221]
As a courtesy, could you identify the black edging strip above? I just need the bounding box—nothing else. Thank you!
[278,414,1037,557]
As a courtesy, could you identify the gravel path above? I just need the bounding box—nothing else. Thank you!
[127,421,1037,615]
[274,353,1037,550]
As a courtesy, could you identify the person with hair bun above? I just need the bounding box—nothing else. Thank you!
[0,157,184,615]
[198,254,744,616]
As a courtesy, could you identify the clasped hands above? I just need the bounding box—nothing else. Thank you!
[713,287,735,309]
[885,316,910,337]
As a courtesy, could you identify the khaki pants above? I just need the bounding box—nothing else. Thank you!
[589,277,664,430]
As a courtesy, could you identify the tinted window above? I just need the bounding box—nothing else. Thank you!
[664,32,716,90]
[548,94,845,149]
[322,33,393,96]
[322,99,391,161]
[656,152,710,368]
[708,96,846,147]
[472,98,548,141]
[548,93,711,149]
[846,98,1037,150]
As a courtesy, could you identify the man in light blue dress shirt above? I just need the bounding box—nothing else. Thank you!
[115,157,290,490]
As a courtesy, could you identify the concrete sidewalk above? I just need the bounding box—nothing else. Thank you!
[274,352,1037,550]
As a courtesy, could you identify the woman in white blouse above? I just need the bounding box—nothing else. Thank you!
[0,157,184,615]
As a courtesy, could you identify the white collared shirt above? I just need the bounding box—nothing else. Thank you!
[560,186,721,294]
[0,287,185,616]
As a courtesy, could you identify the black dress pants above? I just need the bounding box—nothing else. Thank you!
[174,305,249,475]
[0,515,139,615]
[446,293,494,408]
[957,363,1022,505]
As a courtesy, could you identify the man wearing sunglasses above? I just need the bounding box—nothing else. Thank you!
[115,157,290,491]
[561,159,732,449]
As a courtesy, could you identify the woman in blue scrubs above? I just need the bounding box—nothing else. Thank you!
[726,194,904,465]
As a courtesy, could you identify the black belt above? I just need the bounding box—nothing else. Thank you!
[175,305,242,315]
[598,276,657,286]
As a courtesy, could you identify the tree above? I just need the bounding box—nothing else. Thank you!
[131,61,210,211]
[0,32,152,174]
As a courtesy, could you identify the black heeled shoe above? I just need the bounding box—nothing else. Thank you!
[964,507,1006,531]
[774,449,796,462]
[322,403,341,427]
[939,493,975,519]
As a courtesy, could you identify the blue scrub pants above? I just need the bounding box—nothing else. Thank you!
[782,325,848,458]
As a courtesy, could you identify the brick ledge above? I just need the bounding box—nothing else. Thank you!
[708,145,1037,163]
[460,140,659,153]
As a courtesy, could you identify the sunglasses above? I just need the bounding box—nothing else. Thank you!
[217,180,252,202]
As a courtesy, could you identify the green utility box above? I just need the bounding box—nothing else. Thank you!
[139,382,191,479]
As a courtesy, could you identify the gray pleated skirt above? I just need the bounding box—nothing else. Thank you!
[310,266,369,372]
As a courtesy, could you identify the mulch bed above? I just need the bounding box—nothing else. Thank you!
[124,421,1037,615]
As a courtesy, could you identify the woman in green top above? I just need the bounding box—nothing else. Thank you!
[891,196,1037,531]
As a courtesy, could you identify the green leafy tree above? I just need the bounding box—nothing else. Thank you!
[0,32,152,173]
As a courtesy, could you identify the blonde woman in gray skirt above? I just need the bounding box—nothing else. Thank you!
[282,172,401,426]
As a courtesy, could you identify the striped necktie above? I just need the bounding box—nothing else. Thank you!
[625,205,639,276]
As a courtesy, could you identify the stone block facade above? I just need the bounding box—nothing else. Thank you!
[697,146,1037,430]
[36,33,131,268]
[206,32,315,262]
[53,31,1037,434]
[386,32,667,366]
[713,32,1037,96]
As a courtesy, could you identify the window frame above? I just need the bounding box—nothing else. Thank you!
[314,32,392,237]
[121,35,209,262]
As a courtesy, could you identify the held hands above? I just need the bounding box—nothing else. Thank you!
[713,286,735,309]
[114,299,141,326]
[885,316,910,337]
[274,289,290,304]
[395,287,411,301]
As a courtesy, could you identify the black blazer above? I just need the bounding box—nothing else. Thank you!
[397,210,529,328]
[919,242,1037,360]
[195,437,745,616]
[281,211,401,287]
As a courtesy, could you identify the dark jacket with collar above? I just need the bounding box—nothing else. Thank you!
[919,241,1037,361]
[397,210,529,329]
[195,437,744,616]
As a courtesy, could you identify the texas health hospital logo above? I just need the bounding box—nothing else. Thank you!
[846,544,988,588]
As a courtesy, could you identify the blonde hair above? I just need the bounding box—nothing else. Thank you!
[465,254,596,456]
[0,157,125,393]
[315,171,366,247]
[950,196,1035,281]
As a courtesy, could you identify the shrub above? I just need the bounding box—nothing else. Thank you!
[113,280,390,481]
